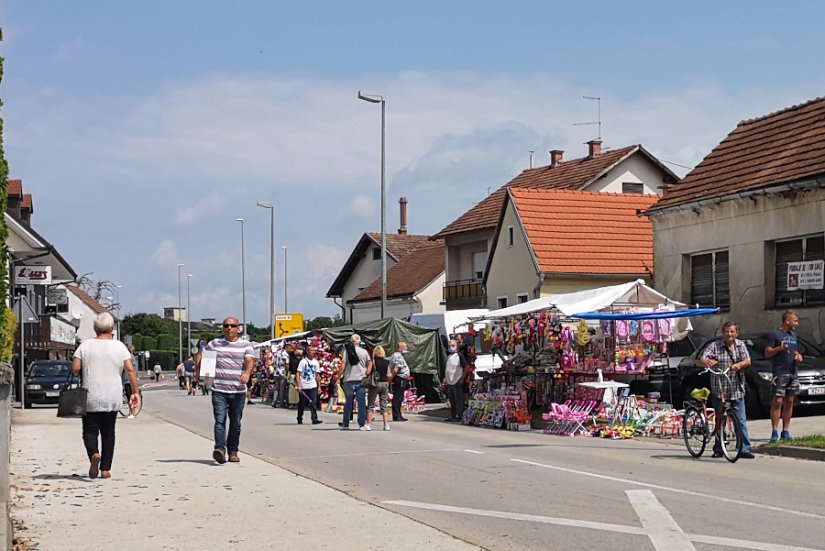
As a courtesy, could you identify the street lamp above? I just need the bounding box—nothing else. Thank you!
[187,274,192,356]
[357,90,387,319]
[282,246,288,313]
[177,263,184,362]
[236,218,247,335]
[257,201,276,340]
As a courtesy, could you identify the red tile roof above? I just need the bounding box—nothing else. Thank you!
[65,285,108,315]
[433,145,647,239]
[21,194,32,210]
[508,189,659,275]
[648,96,825,212]
[351,240,445,302]
[366,233,432,259]
[7,179,22,197]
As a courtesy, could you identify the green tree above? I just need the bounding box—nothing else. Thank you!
[0,41,11,337]
[122,313,177,337]
[305,315,347,332]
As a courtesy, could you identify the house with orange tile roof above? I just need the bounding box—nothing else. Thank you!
[60,285,109,342]
[484,189,659,307]
[327,198,445,322]
[433,141,678,310]
[347,240,445,323]
[644,96,825,341]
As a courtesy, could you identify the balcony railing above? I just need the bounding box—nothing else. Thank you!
[443,278,484,308]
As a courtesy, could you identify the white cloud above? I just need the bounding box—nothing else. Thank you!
[175,192,225,228]
[151,240,178,266]
[339,195,376,219]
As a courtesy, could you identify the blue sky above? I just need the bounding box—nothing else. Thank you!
[2,1,825,325]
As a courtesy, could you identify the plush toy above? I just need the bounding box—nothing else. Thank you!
[575,319,591,347]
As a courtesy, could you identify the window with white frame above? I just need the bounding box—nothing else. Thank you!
[517,293,529,303]
[473,251,487,280]
[774,234,825,307]
[507,225,514,247]
[497,296,508,309]
[690,250,730,309]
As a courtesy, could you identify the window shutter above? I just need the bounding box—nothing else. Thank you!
[805,236,825,305]
[690,254,714,307]
[715,251,730,309]
[775,240,803,306]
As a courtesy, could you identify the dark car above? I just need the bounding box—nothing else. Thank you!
[675,334,825,419]
[24,360,79,408]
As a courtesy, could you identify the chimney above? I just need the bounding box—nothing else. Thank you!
[587,139,602,158]
[659,184,672,198]
[398,196,408,235]
[550,149,564,167]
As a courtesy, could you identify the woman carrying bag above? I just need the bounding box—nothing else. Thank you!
[71,312,140,479]
[366,346,392,432]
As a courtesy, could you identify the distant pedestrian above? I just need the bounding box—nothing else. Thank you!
[700,321,754,459]
[183,355,196,395]
[340,334,370,430]
[153,363,162,382]
[194,316,255,465]
[443,339,469,422]
[71,312,140,479]
[296,346,323,425]
[765,310,804,443]
[367,345,391,431]
[389,342,411,421]
[176,360,186,389]
[272,343,289,408]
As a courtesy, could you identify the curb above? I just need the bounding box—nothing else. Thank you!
[755,445,825,461]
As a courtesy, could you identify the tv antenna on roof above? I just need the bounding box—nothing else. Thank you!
[573,95,601,141]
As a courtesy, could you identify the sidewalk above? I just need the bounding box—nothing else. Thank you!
[9,409,478,551]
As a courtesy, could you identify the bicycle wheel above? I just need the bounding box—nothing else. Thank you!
[119,389,143,417]
[683,405,708,458]
[719,409,742,463]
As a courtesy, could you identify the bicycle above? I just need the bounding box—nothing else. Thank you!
[682,365,743,462]
[119,382,143,418]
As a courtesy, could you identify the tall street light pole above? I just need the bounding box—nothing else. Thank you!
[177,263,184,363]
[357,90,387,319]
[187,274,192,356]
[235,218,247,336]
[282,246,288,313]
[257,201,275,340]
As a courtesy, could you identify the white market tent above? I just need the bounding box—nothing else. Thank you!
[483,279,685,319]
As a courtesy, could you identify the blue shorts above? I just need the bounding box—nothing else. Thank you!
[772,373,800,397]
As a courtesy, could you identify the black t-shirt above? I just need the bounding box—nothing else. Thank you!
[183,359,195,375]
[373,357,390,382]
[288,354,301,374]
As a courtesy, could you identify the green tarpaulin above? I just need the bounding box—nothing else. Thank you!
[322,318,447,379]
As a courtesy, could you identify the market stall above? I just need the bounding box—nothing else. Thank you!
[460,280,715,432]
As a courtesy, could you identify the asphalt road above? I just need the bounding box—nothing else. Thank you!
[144,383,825,551]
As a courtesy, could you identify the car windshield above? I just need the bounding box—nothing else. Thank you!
[30,363,70,378]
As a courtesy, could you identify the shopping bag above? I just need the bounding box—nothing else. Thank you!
[57,386,87,418]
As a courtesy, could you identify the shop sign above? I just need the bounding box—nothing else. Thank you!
[50,317,77,345]
[787,260,824,290]
[274,313,304,337]
[47,288,68,305]
[15,266,52,285]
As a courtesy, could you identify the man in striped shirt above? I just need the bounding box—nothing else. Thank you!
[195,316,255,464]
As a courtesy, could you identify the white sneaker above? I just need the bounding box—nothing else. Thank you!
[360,425,372,431]
[127,414,135,419]
[383,424,390,431]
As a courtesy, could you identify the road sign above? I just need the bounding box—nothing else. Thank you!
[273,313,304,337]
[13,298,39,324]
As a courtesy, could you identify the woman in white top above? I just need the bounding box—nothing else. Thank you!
[71,312,140,479]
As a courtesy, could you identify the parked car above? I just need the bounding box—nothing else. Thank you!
[675,334,825,419]
[24,360,78,408]
[637,333,704,403]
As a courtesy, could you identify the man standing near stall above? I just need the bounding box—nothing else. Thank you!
[389,342,411,422]
[443,339,469,422]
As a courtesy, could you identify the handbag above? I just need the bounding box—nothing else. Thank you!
[57,370,87,418]
[360,369,378,389]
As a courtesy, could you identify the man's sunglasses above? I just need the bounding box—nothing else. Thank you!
[222,323,240,329]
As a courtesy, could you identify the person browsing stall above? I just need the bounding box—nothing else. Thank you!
[388,342,411,422]
[443,339,469,423]
[340,334,371,430]
[296,346,323,425]
[700,321,754,459]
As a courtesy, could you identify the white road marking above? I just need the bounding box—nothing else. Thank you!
[463,449,484,455]
[385,499,825,551]
[511,458,825,520]
[626,490,694,550]
[291,448,458,460]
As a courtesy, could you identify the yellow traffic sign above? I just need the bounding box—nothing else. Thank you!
[273,313,304,337]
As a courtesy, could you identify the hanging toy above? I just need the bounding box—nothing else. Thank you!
[575,319,591,347]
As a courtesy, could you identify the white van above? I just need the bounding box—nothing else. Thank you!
[409,310,503,377]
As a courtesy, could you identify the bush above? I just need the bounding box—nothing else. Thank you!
[146,350,177,370]
[130,333,143,350]
[157,333,176,350]
[142,336,157,350]
[0,307,17,363]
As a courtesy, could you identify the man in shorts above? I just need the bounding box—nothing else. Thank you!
[764,310,804,443]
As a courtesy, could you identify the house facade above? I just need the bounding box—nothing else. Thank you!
[484,189,659,307]
[433,141,678,310]
[644,97,825,342]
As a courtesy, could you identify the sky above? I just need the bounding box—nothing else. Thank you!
[2,1,825,326]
